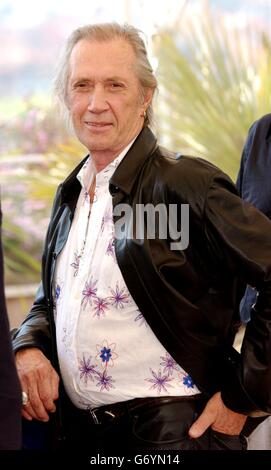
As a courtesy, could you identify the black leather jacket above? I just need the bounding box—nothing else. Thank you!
[13,127,271,416]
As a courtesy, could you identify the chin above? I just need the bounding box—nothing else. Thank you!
[87,143,109,152]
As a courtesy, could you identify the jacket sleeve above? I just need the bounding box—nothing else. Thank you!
[12,186,62,359]
[204,171,271,415]
[12,282,51,357]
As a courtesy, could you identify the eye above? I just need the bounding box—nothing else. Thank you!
[109,82,124,90]
[73,81,90,90]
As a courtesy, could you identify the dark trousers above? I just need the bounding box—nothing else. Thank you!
[60,395,247,451]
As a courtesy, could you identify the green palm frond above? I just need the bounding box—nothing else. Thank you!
[27,139,85,202]
[2,219,41,284]
[154,7,271,178]
[1,139,85,284]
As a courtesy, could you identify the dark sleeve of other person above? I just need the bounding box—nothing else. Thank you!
[0,206,22,449]
[236,113,271,323]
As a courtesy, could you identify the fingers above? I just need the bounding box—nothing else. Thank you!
[51,368,60,403]
[37,367,59,413]
[20,372,47,421]
[23,392,49,421]
[189,401,216,438]
[16,348,60,422]
[28,377,51,421]
[22,408,33,421]
[189,391,247,438]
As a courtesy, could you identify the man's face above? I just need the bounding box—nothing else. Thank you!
[67,38,152,157]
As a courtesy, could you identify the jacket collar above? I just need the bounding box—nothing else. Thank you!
[109,126,158,196]
[60,126,158,205]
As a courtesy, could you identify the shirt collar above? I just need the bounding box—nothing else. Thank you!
[77,137,137,191]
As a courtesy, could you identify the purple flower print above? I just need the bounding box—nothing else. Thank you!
[77,400,92,411]
[61,327,67,344]
[96,370,115,392]
[79,354,98,384]
[134,310,147,327]
[108,282,130,309]
[82,191,89,206]
[101,211,113,232]
[106,238,115,258]
[93,297,109,319]
[70,252,81,277]
[160,353,179,376]
[61,326,72,350]
[81,278,98,309]
[145,369,174,394]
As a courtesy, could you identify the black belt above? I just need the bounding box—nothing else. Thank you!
[82,394,204,425]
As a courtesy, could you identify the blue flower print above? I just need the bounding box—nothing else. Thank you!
[100,347,112,363]
[182,374,195,389]
[53,279,63,304]
[55,284,61,300]
[96,340,118,368]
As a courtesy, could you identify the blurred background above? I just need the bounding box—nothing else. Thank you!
[0,0,271,326]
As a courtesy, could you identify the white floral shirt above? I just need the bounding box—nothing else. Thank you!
[54,143,199,409]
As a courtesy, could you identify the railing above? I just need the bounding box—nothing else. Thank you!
[5,283,38,329]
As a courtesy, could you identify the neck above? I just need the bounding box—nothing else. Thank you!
[90,123,144,172]
[91,150,120,172]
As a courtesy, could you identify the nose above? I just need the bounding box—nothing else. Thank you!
[87,85,109,113]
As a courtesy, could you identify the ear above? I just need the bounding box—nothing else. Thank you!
[140,88,153,119]
[142,88,154,110]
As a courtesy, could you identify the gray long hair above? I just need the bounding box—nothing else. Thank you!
[53,22,158,127]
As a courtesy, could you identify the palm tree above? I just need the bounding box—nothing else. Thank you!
[153,5,271,178]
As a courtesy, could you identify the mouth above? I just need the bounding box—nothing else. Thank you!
[84,121,112,128]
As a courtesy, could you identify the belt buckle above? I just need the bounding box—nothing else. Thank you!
[89,407,100,424]
[89,407,116,424]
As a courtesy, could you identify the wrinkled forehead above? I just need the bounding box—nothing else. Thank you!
[69,38,138,76]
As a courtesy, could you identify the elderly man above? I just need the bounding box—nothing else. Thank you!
[13,23,271,451]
